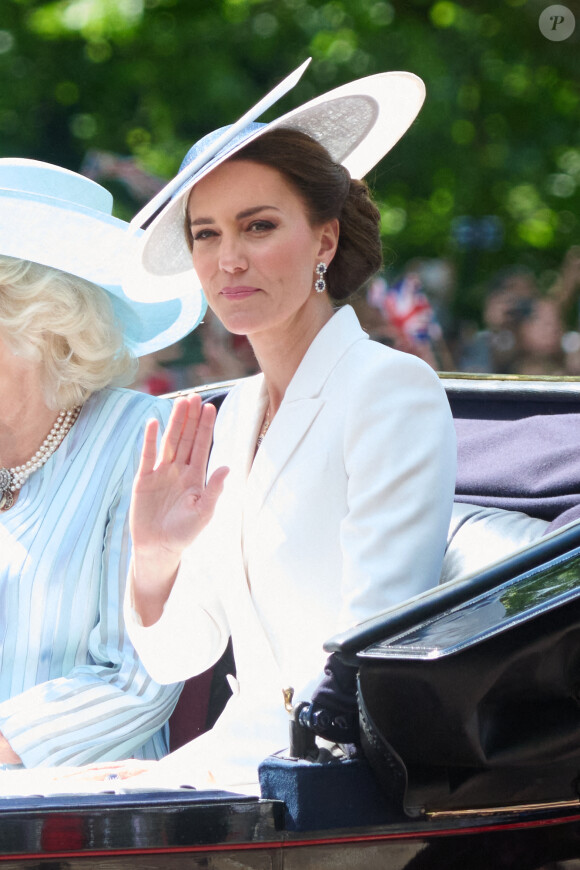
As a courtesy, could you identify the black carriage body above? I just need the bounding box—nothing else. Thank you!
[3,375,580,869]
[2,790,580,869]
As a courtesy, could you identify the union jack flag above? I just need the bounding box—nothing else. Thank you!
[370,273,437,344]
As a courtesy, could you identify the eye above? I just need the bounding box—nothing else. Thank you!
[247,219,276,233]
[191,228,218,243]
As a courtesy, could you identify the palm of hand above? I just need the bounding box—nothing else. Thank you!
[130,395,228,560]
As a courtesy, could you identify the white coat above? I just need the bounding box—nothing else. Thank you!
[125,305,457,788]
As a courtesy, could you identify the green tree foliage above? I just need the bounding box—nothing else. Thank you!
[1,0,579,319]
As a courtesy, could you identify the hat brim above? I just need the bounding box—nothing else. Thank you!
[0,189,206,356]
[124,71,426,303]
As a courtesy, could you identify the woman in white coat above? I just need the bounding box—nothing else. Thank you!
[121,68,457,791]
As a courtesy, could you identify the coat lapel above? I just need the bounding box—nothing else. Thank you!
[244,305,368,521]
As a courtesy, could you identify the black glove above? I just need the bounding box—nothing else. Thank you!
[302,654,360,744]
[296,700,359,744]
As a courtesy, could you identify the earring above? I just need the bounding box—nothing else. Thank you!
[314,262,327,294]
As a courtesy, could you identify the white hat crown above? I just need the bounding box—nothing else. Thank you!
[124,63,426,303]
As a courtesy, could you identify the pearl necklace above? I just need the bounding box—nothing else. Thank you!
[0,406,82,511]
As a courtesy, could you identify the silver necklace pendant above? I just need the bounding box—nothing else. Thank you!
[0,469,15,511]
[0,489,14,511]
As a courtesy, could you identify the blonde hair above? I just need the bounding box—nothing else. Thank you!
[0,256,137,409]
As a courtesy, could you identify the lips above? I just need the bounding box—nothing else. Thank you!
[220,286,259,300]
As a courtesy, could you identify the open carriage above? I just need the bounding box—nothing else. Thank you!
[2,373,580,868]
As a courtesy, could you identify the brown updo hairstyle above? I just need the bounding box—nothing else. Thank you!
[227,127,383,301]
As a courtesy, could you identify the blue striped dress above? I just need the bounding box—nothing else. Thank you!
[0,387,182,767]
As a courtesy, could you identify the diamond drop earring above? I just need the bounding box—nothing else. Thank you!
[314,262,327,294]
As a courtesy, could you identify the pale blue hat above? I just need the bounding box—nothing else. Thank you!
[124,62,426,303]
[0,158,205,356]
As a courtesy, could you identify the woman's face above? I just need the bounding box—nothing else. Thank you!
[186,159,338,338]
[0,331,19,381]
[0,331,41,403]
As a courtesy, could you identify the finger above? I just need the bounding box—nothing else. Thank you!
[173,395,204,465]
[137,419,160,477]
[118,761,157,779]
[198,465,229,523]
[187,401,217,474]
[158,398,189,465]
[175,398,217,476]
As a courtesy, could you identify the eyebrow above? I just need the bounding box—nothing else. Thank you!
[189,205,281,226]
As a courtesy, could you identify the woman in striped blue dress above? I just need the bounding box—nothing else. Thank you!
[0,158,204,768]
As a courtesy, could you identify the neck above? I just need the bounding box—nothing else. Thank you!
[250,301,334,413]
[0,392,60,471]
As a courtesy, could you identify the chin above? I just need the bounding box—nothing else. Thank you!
[218,317,260,338]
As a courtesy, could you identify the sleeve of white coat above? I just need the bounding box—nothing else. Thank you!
[124,541,230,686]
[337,352,456,632]
[125,389,240,686]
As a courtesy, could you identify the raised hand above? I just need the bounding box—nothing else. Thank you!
[130,395,228,624]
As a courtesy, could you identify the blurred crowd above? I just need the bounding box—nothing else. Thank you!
[454,246,580,377]
[131,244,580,395]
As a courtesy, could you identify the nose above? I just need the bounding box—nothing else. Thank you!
[218,233,248,274]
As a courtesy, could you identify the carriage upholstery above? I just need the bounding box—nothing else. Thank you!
[449,383,580,529]
[439,381,580,584]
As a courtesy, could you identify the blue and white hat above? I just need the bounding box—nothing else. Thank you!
[0,158,205,355]
[124,60,426,303]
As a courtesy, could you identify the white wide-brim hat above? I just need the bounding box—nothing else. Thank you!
[0,158,205,356]
[123,60,426,303]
